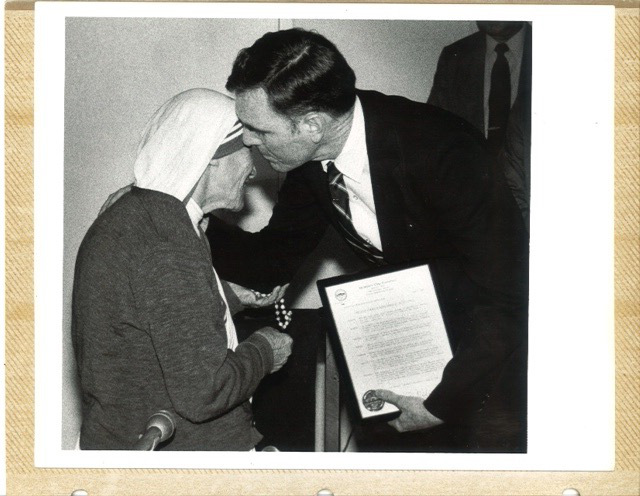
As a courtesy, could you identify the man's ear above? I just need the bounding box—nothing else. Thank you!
[299,112,326,144]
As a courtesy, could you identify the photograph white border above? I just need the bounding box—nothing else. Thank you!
[34,2,615,471]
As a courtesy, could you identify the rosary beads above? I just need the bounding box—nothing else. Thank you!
[274,298,292,330]
[252,291,293,330]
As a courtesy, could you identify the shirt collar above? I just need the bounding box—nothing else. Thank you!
[485,24,526,60]
[185,198,204,236]
[321,96,366,183]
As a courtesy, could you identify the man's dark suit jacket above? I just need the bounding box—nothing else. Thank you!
[428,24,532,137]
[208,89,528,450]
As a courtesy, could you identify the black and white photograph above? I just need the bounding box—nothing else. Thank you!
[34,2,615,471]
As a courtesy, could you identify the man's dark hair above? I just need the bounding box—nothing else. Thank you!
[226,28,357,118]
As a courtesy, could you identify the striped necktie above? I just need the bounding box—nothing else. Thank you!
[326,161,384,266]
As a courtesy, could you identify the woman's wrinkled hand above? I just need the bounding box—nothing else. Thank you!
[254,327,293,373]
[227,282,289,309]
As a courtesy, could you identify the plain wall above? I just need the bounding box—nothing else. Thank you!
[62,18,477,449]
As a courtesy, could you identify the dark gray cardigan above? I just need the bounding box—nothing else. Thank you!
[72,187,273,450]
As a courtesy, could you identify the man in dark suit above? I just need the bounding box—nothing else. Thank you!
[208,28,528,452]
[428,22,532,155]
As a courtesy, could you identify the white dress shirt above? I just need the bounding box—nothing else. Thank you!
[483,27,526,137]
[321,97,383,252]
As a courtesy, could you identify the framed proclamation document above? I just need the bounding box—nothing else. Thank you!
[318,264,452,419]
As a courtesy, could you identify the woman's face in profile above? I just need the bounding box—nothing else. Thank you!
[194,146,256,214]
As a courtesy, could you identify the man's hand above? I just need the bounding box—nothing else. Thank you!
[98,183,133,216]
[374,389,444,433]
[227,282,289,309]
[254,327,293,373]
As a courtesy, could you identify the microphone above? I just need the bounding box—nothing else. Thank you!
[133,410,175,451]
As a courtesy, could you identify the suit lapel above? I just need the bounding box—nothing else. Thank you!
[358,92,411,264]
[467,33,487,133]
[299,160,337,218]
[518,24,532,100]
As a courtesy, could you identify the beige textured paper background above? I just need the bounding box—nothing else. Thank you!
[5,6,639,496]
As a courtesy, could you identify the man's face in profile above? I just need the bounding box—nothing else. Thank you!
[476,21,525,42]
[235,88,317,173]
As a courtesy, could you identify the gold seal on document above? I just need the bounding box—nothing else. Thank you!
[362,390,385,411]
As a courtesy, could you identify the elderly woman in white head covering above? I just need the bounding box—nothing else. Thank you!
[72,88,292,451]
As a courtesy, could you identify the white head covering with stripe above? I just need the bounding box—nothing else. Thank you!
[134,88,242,352]
[134,88,243,203]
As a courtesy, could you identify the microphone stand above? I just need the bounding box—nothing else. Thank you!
[133,410,175,451]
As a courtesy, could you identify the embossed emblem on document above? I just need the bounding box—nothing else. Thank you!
[362,390,385,411]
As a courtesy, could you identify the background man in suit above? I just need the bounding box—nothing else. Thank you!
[428,21,531,156]
[208,28,528,452]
